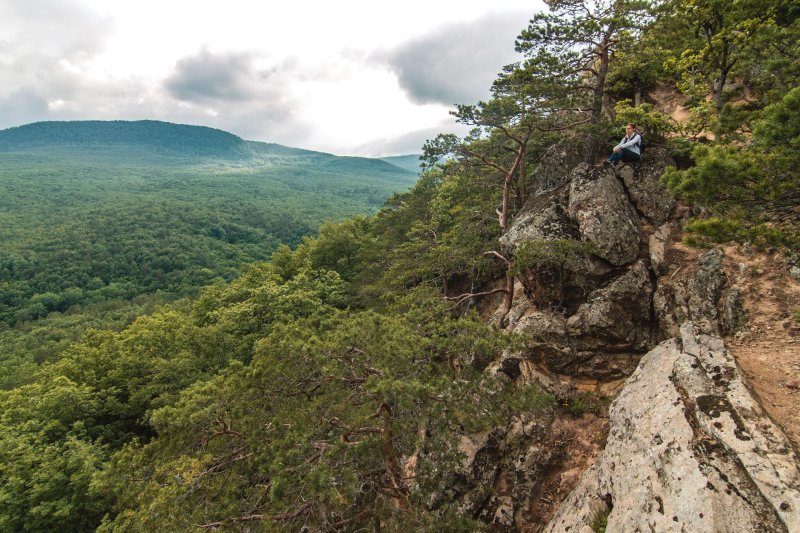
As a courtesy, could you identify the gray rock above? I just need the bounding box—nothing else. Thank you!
[618,147,677,226]
[502,263,651,381]
[500,190,578,249]
[567,261,654,351]
[790,266,800,281]
[544,323,800,533]
[692,248,728,322]
[721,286,747,334]
[648,221,678,275]
[568,164,641,266]
[655,248,729,336]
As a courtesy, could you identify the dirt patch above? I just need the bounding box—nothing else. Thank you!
[721,245,800,452]
[649,83,691,125]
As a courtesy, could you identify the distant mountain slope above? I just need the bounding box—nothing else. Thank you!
[380,154,422,174]
[0,120,418,328]
[0,120,250,157]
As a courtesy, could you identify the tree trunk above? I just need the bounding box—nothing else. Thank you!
[518,145,527,206]
[499,273,514,329]
[584,29,614,165]
[714,41,733,111]
[500,145,526,230]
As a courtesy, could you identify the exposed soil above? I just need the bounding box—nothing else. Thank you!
[721,245,800,452]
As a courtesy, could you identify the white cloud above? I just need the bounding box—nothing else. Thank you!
[0,0,545,155]
[377,11,531,106]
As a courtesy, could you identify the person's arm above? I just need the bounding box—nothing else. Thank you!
[619,133,641,149]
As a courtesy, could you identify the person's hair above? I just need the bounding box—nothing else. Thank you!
[626,122,636,129]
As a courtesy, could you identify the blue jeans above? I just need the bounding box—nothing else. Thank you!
[607,148,641,164]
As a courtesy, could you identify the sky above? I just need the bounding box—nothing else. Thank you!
[0,0,545,156]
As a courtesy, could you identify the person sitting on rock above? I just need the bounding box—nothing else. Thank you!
[605,123,642,166]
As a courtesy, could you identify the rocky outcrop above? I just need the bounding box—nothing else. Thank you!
[654,247,747,337]
[544,323,800,533]
[617,147,676,226]
[462,144,794,533]
[567,164,641,266]
[497,152,676,382]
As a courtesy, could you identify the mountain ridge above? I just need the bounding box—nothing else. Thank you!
[0,120,417,176]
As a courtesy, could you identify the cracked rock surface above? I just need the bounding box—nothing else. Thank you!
[544,322,800,533]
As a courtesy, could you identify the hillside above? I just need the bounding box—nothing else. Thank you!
[0,120,416,383]
[0,120,249,157]
[1,1,799,532]
[379,154,423,174]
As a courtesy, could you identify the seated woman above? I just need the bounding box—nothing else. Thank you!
[606,123,642,166]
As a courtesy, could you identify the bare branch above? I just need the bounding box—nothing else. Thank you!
[445,287,509,305]
[483,250,511,266]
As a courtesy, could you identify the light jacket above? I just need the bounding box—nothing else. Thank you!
[616,132,642,155]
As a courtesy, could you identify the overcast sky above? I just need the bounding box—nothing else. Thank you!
[0,0,545,156]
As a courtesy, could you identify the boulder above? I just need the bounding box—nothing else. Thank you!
[500,189,578,249]
[568,164,641,266]
[566,261,654,351]
[502,263,651,381]
[544,323,800,533]
[617,147,676,226]
[655,248,730,336]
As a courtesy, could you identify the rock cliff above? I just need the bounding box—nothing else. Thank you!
[433,147,800,531]
[545,322,799,533]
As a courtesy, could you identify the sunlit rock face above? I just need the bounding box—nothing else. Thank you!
[544,323,800,533]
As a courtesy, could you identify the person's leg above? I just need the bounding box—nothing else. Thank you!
[607,150,623,164]
[620,148,641,163]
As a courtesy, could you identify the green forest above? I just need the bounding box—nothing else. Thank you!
[0,121,417,387]
[1,0,799,530]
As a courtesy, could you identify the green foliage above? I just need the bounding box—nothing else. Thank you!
[94,296,532,531]
[564,392,607,417]
[512,240,600,277]
[591,506,610,532]
[606,29,670,102]
[682,218,800,249]
[612,100,676,142]
[664,86,800,249]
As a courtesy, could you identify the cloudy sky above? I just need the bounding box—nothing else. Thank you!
[0,0,545,156]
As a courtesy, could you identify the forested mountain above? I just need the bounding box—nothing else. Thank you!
[0,120,248,157]
[379,154,423,174]
[0,120,415,386]
[0,120,415,325]
[1,1,799,532]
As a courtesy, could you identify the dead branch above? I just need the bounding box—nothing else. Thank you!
[273,501,314,521]
[199,514,266,529]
